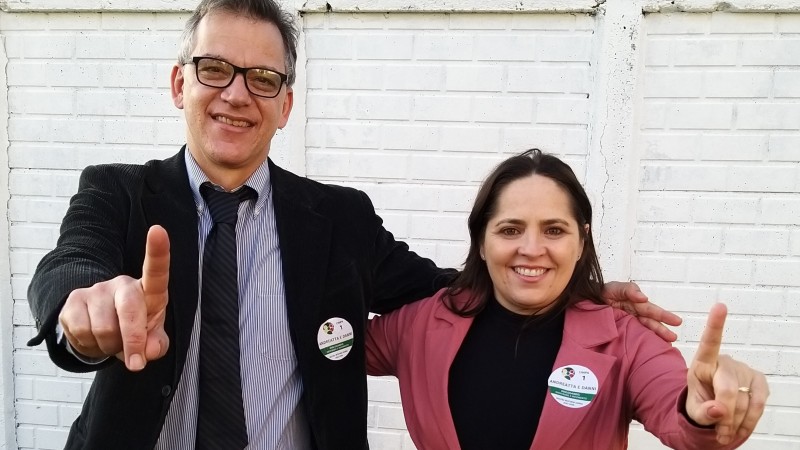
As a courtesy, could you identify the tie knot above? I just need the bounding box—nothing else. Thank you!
[201,182,256,225]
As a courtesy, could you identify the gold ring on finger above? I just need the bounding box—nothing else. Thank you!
[738,386,753,397]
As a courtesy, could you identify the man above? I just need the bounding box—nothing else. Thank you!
[26,1,680,449]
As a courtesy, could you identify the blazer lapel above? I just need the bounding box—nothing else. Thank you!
[268,160,331,342]
[425,298,474,449]
[141,148,199,375]
[532,304,618,450]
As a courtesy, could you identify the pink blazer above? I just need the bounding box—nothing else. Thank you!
[366,289,745,450]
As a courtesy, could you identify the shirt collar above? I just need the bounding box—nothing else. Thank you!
[184,148,272,215]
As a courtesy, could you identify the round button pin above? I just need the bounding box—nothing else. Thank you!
[547,364,599,409]
[317,317,354,361]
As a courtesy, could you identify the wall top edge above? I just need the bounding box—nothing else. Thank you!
[0,0,598,13]
[0,0,197,13]
[297,0,600,13]
[3,0,800,13]
[0,1,191,12]
[641,0,800,12]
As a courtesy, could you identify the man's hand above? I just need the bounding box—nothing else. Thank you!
[602,281,683,342]
[58,225,170,371]
[686,303,768,445]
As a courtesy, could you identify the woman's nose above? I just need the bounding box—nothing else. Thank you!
[518,233,545,257]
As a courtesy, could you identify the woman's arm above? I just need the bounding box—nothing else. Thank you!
[626,304,767,449]
[684,303,768,445]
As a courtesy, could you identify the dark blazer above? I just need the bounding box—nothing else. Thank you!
[27,148,451,450]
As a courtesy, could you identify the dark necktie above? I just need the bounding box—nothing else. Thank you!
[196,182,256,450]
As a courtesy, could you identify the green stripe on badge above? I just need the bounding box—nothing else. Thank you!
[549,387,596,402]
[321,338,354,355]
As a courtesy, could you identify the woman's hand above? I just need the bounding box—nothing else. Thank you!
[602,281,683,342]
[686,303,769,445]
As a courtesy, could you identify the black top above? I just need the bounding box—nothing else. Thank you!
[448,298,565,450]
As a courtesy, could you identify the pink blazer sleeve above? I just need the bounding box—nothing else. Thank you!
[365,298,427,377]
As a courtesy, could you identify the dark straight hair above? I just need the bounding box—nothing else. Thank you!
[444,149,605,317]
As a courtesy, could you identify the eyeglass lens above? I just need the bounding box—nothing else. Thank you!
[196,58,283,98]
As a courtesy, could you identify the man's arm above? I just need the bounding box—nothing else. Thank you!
[27,165,130,370]
[361,191,456,315]
[27,165,169,372]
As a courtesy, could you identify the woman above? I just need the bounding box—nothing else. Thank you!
[366,149,768,450]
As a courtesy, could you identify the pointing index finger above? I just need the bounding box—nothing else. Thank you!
[694,303,727,366]
[141,225,170,312]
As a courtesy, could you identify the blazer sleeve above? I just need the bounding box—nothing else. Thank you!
[26,164,137,372]
[359,190,457,315]
[365,313,399,377]
[365,297,428,377]
[623,317,746,449]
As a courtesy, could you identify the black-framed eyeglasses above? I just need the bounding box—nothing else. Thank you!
[185,56,288,99]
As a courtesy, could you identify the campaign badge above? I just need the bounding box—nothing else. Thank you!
[317,317,354,361]
[547,364,599,408]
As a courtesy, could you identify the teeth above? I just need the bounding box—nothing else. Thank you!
[515,267,546,277]
[216,115,250,127]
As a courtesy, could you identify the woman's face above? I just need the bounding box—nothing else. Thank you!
[480,174,585,315]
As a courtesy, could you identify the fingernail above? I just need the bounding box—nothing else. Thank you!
[717,435,730,445]
[129,354,145,371]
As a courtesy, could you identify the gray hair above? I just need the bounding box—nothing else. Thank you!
[178,0,298,86]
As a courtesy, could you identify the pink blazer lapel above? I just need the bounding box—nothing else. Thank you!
[424,303,475,449]
[531,304,619,450]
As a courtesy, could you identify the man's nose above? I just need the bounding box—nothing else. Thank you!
[221,73,252,105]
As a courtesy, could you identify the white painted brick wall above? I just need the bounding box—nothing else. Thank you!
[3,3,800,450]
[305,11,594,271]
[638,10,800,450]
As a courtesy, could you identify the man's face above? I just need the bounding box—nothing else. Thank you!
[171,10,293,188]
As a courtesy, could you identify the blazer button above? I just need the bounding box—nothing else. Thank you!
[161,385,172,397]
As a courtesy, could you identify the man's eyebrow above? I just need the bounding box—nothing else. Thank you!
[197,53,283,72]
[196,52,224,60]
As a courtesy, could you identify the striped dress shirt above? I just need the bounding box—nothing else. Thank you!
[156,151,311,449]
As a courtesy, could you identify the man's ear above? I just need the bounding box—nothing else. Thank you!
[278,86,294,129]
[171,64,185,109]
